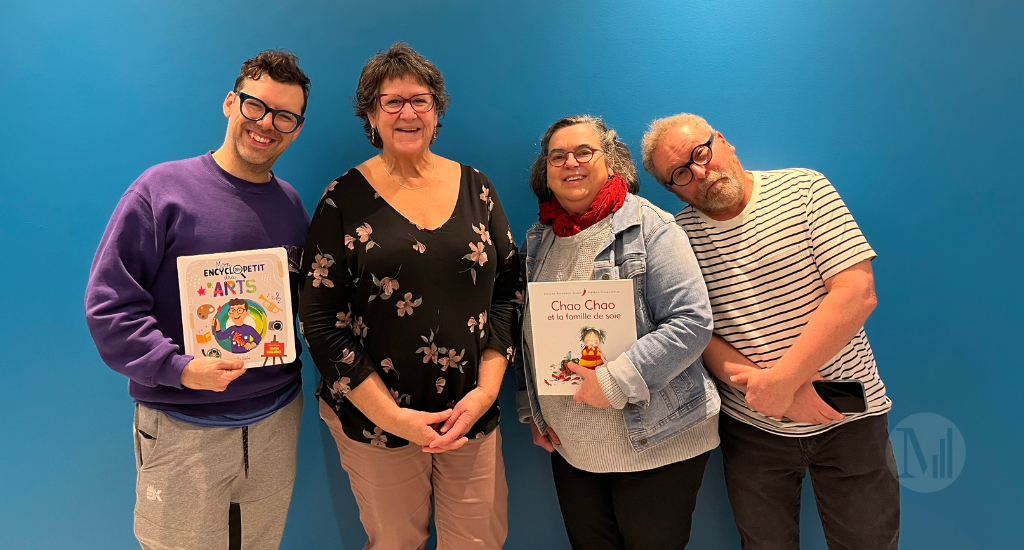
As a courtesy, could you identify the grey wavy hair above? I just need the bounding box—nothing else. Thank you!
[353,42,450,149]
[528,115,640,204]
[641,113,715,185]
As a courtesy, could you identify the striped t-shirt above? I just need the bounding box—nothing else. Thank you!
[676,168,890,436]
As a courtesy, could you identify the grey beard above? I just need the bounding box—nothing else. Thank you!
[692,169,744,215]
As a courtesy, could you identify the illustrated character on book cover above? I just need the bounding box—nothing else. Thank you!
[576,326,606,368]
[549,326,608,384]
[213,298,264,353]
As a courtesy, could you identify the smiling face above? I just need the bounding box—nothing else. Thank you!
[651,125,749,219]
[583,332,601,349]
[227,303,249,326]
[545,124,613,215]
[368,74,437,157]
[221,76,305,179]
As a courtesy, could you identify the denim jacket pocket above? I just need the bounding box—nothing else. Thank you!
[633,369,709,438]
[653,370,696,420]
[669,368,697,397]
[620,257,645,279]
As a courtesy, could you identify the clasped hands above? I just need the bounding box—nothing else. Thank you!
[730,369,844,425]
[387,388,496,454]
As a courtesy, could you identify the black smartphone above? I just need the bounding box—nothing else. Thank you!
[812,380,867,413]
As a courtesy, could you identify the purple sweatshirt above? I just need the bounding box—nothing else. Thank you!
[85,153,309,415]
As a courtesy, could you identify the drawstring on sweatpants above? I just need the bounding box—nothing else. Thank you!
[242,426,250,479]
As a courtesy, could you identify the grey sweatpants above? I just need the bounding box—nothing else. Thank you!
[132,392,302,550]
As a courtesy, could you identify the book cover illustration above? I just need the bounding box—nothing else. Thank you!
[527,279,637,396]
[177,247,294,368]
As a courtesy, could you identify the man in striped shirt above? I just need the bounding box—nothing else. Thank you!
[642,113,899,549]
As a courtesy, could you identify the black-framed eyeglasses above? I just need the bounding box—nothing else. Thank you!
[667,134,715,187]
[236,92,304,134]
[547,146,602,168]
[376,93,436,114]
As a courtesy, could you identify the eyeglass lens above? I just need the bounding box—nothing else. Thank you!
[379,94,434,114]
[548,146,596,167]
[672,142,713,186]
[240,97,300,133]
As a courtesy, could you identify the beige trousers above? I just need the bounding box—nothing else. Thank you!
[319,398,508,550]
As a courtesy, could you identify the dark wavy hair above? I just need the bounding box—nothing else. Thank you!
[354,42,450,149]
[580,326,607,343]
[233,49,311,115]
[528,115,639,204]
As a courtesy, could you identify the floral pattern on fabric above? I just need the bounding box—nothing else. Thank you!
[310,253,335,288]
[363,426,387,446]
[300,165,523,447]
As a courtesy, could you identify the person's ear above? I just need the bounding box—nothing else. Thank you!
[717,131,736,153]
[222,91,236,118]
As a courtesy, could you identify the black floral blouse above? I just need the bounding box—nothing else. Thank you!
[299,164,523,448]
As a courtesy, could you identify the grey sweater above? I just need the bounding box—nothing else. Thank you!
[523,217,719,473]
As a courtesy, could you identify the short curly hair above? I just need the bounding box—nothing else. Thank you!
[233,49,311,115]
[528,115,639,204]
[353,42,450,149]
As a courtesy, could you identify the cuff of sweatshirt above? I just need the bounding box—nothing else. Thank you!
[517,390,532,423]
[606,351,649,404]
[596,366,629,409]
[156,354,192,389]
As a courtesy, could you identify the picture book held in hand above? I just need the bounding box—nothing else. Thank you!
[527,279,637,395]
[177,247,294,368]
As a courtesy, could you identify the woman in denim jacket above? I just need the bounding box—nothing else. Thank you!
[514,115,720,550]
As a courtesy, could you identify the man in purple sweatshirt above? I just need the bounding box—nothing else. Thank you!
[85,50,311,550]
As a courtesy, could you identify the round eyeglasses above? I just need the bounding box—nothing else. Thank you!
[236,92,304,134]
[547,146,602,168]
[667,134,715,187]
[376,93,436,114]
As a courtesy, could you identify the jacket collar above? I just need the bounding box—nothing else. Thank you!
[609,193,643,236]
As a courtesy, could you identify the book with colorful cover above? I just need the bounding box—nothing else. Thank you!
[527,279,637,395]
[177,247,294,368]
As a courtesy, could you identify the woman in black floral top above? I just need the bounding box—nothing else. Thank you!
[298,43,522,548]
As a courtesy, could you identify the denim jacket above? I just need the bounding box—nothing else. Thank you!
[514,194,720,451]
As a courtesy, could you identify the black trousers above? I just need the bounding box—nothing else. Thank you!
[550,449,711,550]
[719,413,900,550]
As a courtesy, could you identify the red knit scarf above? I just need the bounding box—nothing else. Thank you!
[538,174,629,237]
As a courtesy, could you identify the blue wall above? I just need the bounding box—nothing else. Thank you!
[2,1,1021,548]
